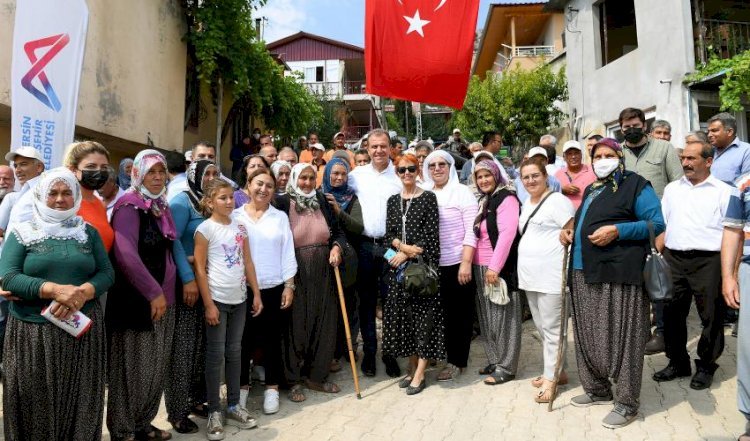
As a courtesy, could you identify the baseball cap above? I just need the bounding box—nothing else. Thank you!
[527,146,548,158]
[311,143,325,151]
[333,132,344,140]
[453,128,461,134]
[5,146,44,163]
[592,138,622,155]
[563,140,582,153]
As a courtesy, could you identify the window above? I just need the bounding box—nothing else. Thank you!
[304,67,316,83]
[315,66,324,82]
[597,0,638,67]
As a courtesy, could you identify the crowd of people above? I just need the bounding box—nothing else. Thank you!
[0,105,750,440]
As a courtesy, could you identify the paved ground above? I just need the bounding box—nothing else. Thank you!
[1,308,745,440]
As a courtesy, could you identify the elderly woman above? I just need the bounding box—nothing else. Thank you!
[470,159,522,386]
[234,154,270,207]
[274,163,345,402]
[271,160,292,196]
[106,149,180,441]
[517,158,575,403]
[322,157,364,372]
[382,153,442,395]
[0,167,114,441]
[117,157,133,190]
[560,138,664,429]
[234,169,297,415]
[165,159,219,433]
[421,150,478,381]
[414,140,433,184]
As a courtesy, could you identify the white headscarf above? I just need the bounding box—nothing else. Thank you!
[286,162,319,212]
[421,150,476,208]
[270,160,292,179]
[11,167,86,245]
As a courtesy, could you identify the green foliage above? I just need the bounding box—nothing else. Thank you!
[685,50,750,112]
[308,97,347,147]
[453,65,568,147]
[262,73,324,139]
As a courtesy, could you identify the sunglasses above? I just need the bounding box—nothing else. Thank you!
[397,166,417,174]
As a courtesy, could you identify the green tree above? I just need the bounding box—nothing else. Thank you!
[685,50,750,112]
[453,65,568,150]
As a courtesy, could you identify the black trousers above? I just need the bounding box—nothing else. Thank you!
[357,241,388,357]
[240,284,285,387]
[440,263,475,368]
[663,249,725,373]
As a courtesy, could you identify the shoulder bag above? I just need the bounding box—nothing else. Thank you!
[520,191,554,236]
[399,195,439,297]
[643,220,673,302]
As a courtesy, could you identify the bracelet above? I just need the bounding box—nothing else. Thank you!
[39,281,49,298]
[284,282,296,292]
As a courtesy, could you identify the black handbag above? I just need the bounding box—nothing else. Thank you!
[403,256,439,298]
[643,221,673,302]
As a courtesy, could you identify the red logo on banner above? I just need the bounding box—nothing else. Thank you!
[21,34,70,112]
[365,0,480,109]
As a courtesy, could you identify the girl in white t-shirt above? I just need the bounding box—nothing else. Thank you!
[194,179,262,441]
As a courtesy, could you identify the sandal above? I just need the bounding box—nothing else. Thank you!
[484,371,515,386]
[305,380,341,393]
[479,364,496,375]
[437,364,464,382]
[169,417,198,434]
[288,384,307,402]
[739,431,750,441]
[135,425,172,441]
[534,387,556,404]
[531,373,569,388]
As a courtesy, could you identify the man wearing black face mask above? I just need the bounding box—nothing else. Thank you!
[619,107,683,356]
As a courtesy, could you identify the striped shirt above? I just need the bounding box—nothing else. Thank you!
[432,184,478,266]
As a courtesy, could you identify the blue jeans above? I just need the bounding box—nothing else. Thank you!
[205,301,247,412]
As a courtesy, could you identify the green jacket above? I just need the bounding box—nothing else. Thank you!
[622,138,683,198]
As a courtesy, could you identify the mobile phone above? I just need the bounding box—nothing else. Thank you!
[383,248,397,260]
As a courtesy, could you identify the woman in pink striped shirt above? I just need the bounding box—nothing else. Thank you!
[422,150,479,382]
[470,159,522,386]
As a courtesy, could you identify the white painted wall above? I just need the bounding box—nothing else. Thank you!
[564,0,695,143]
[286,59,342,96]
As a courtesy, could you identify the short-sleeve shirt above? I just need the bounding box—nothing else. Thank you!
[195,218,248,304]
[723,173,750,262]
[517,192,575,294]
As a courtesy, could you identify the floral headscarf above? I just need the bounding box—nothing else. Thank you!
[287,162,320,213]
[185,159,217,212]
[11,167,86,245]
[322,158,355,212]
[473,159,508,237]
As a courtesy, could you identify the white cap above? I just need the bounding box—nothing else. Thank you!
[453,128,461,134]
[563,140,582,152]
[5,146,44,163]
[311,143,325,151]
[528,146,548,158]
[333,131,344,140]
[184,150,193,162]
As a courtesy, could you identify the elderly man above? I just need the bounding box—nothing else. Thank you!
[348,128,402,378]
[554,140,597,209]
[586,134,603,158]
[459,142,484,184]
[540,134,565,170]
[260,145,278,166]
[653,138,739,390]
[278,147,298,167]
[514,146,561,204]
[324,131,354,167]
[444,128,466,153]
[651,120,672,142]
[0,165,14,201]
[0,147,46,238]
[708,112,750,185]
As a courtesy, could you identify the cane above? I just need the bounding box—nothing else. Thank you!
[548,245,570,412]
[334,266,362,399]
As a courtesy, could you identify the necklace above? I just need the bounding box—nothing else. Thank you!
[400,186,417,243]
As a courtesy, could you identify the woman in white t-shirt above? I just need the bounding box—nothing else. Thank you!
[517,158,575,404]
[194,179,263,440]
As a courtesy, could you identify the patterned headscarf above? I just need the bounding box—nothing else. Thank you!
[473,159,506,238]
[118,158,133,190]
[185,159,218,212]
[590,142,626,193]
[322,157,355,211]
[11,167,86,245]
[287,163,320,213]
[129,149,169,217]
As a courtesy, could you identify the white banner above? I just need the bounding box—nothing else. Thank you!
[10,0,89,170]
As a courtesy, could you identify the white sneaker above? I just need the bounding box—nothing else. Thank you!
[226,405,257,430]
[263,389,280,414]
[206,411,225,441]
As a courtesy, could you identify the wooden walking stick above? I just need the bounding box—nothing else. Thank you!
[334,266,362,399]
[548,245,570,412]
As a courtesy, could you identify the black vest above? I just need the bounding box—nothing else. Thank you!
[574,171,649,285]
[485,188,521,290]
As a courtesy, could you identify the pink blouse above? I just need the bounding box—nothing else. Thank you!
[472,196,520,273]
[288,201,330,248]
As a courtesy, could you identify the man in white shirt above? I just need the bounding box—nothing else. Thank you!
[348,128,402,377]
[653,139,739,390]
[0,147,46,239]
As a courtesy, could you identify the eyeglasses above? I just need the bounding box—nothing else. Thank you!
[521,173,544,182]
[397,166,417,174]
[428,162,449,170]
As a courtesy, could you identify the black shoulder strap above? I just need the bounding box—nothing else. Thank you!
[520,191,554,236]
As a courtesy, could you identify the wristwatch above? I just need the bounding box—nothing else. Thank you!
[284,282,296,292]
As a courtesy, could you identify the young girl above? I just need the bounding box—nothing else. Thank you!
[194,179,263,441]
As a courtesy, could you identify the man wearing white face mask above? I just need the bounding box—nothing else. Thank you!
[560,137,664,429]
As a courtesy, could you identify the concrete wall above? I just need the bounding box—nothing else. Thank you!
[564,0,695,143]
[0,0,187,161]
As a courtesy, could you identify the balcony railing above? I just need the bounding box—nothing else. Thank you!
[344,80,366,95]
[302,81,368,98]
[504,44,556,57]
[697,19,750,64]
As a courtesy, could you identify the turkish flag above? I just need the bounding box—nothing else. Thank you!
[365,0,480,109]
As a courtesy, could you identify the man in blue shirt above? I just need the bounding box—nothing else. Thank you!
[709,112,750,185]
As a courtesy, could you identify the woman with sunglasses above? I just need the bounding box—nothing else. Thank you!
[234,154,270,208]
[382,153,443,395]
[422,150,478,382]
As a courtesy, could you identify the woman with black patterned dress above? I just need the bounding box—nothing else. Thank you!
[381,153,444,396]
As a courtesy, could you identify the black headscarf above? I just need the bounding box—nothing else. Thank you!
[185,160,218,212]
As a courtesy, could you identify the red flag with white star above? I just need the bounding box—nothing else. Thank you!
[365,0,480,109]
